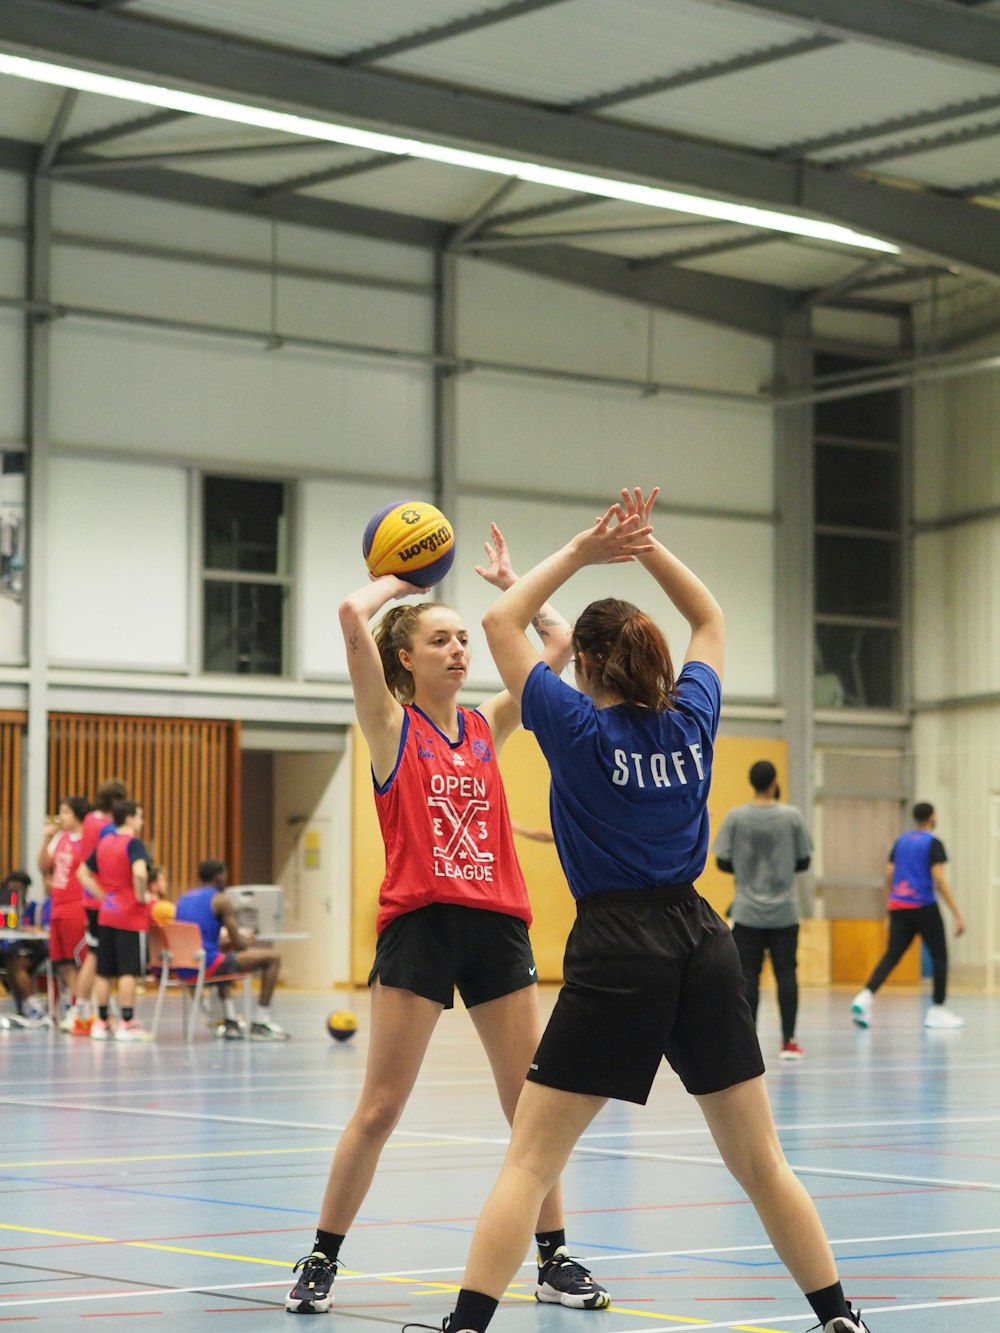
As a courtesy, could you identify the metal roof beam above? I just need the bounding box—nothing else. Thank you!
[715,0,1000,72]
[2,0,1000,276]
[339,0,573,66]
[254,151,405,199]
[481,246,789,338]
[567,34,835,113]
[633,230,773,271]
[58,108,189,155]
[35,156,450,248]
[51,137,326,176]
[36,87,76,173]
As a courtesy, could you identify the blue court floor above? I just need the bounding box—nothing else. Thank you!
[1,984,999,1332]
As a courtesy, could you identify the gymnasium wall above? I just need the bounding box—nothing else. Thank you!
[912,358,1000,982]
[2,177,778,700]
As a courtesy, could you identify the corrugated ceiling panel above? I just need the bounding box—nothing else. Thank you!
[303,158,508,225]
[0,79,70,142]
[376,0,806,106]
[125,0,518,59]
[853,139,1000,192]
[609,43,1000,152]
[813,108,1000,170]
[175,145,373,189]
[687,241,864,290]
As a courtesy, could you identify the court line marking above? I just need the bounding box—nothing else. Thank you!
[4,1096,1000,1144]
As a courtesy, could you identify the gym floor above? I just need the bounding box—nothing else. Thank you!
[1,985,998,1332]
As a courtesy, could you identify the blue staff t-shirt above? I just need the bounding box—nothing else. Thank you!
[521,659,721,899]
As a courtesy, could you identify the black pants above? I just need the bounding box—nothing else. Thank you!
[731,923,799,1043]
[866,904,948,1005]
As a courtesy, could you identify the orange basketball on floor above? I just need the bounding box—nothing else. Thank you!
[362,501,455,588]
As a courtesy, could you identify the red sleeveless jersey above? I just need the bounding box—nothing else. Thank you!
[374,706,531,935]
[80,810,112,907]
[48,831,86,919]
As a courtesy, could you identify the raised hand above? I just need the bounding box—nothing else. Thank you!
[572,505,654,566]
[619,485,660,525]
[475,522,517,591]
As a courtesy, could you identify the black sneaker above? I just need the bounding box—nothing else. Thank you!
[285,1251,337,1313]
[536,1247,610,1309]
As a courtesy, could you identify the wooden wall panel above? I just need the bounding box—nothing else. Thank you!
[0,711,25,876]
[47,714,240,896]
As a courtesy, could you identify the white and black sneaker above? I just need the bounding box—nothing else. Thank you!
[250,1019,290,1041]
[536,1247,610,1308]
[285,1251,337,1313]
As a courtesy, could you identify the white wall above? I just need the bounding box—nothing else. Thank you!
[912,359,1000,981]
[454,258,776,699]
[47,456,190,669]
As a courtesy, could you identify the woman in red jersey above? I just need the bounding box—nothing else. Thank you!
[285,528,609,1316]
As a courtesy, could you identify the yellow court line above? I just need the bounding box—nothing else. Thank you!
[0,1140,467,1171]
[0,1225,784,1331]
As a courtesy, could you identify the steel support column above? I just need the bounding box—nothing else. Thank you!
[24,173,50,882]
[773,306,815,912]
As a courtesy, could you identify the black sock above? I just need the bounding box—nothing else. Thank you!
[806,1281,850,1325]
[313,1229,344,1262]
[122,1008,134,1022]
[98,1005,109,1021]
[535,1228,566,1265]
[451,1289,499,1333]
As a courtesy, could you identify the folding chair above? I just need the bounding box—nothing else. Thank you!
[149,920,252,1043]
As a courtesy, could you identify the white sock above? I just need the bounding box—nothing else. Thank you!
[255,1006,271,1024]
[223,997,238,1020]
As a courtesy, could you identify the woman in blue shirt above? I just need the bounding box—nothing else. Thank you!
[435,489,870,1333]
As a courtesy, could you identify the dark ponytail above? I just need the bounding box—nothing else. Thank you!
[574,598,676,711]
[374,602,447,703]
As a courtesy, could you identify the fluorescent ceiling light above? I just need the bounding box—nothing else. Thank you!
[0,53,900,255]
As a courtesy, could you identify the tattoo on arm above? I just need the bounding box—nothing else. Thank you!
[531,610,560,639]
[348,628,361,654]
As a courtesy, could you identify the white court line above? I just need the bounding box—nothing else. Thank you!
[3,1256,1000,1328]
[4,1095,1000,1147]
[3,1097,1000,1192]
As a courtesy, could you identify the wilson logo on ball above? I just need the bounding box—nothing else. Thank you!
[363,501,456,589]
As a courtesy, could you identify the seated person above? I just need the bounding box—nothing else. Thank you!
[0,871,52,1029]
[175,859,289,1042]
[147,865,176,928]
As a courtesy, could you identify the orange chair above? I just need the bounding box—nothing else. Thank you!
[149,920,252,1043]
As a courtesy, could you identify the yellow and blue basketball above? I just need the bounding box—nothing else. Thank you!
[326,1009,358,1042]
[362,500,455,588]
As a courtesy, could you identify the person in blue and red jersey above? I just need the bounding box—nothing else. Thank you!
[175,858,288,1041]
[284,525,609,1317]
[37,795,90,1031]
[72,778,129,1035]
[852,801,965,1031]
[429,487,872,1333]
[77,798,151,1043]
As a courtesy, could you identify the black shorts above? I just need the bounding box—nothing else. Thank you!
[528,884,765,1104]
[211,952,243,978]
[369,903,536,1010]
[96,925,146,979]
[1,940,47,968]
[84,907,100,950]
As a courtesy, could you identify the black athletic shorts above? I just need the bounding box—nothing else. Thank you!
[96,924,146,980]
[527,884,765,1104]
[84,907,100,950]
[369,902,536,1010]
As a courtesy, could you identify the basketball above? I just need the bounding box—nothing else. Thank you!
[362,500,455,588]
[327,1009,358,1042]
